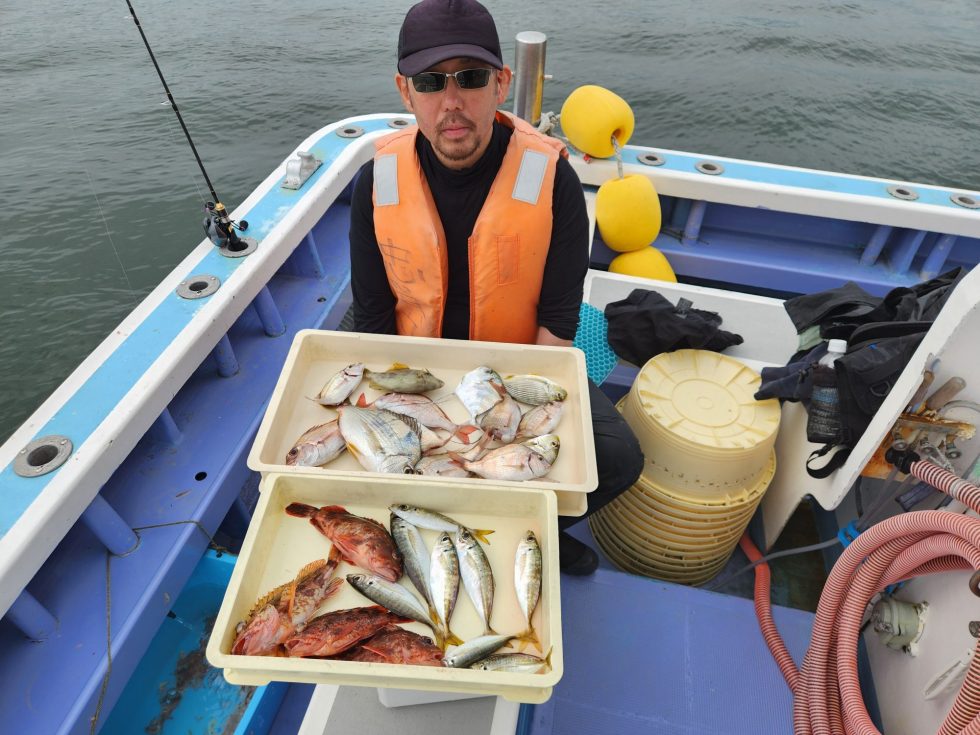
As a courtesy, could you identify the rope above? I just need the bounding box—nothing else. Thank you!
[611,136,625,179]
[89,518,232,730]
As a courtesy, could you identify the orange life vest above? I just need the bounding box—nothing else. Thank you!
[372,111,566,344]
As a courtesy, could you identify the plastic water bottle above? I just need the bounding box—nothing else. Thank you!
[807,339,848,444]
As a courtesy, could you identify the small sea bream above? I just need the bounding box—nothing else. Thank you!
[285,419,346,467]
[316,362,364,406]
[515,401,564,441]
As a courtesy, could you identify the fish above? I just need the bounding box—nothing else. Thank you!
[389,504,494,545]
[469,649,552,673]
[449,442,555,482]
[389,513,435,612]
[414,454,472,477]
[337,405,421,474]
[521,434,561,465]
[285,419,346,467]
[366,392,479,444]
[286,546,345,626]
[455,528,497,636]
[442,634,515,669]
[364,363,444,393]
[283,605,409,657]
[285,503,403,582]
[455,366,506,421]
[478,392,522,444]
[232,549,344,656]
[346,572,440,641]
[514,531,543,650]
[335,645,389,663]
[515,401,564,441]
[344,626,444,667]
[429,532,464,649]
[501,374,567,405]
[316,362,364,406]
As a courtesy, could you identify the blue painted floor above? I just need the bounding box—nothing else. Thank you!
[523,562,811,735]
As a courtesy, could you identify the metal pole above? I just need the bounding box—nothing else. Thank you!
[513,31,547,126]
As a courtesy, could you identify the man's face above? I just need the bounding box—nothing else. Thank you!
[396,57,512,171]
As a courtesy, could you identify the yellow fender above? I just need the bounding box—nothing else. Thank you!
[560,85,634,158]
[596,174,662,252]
[609,246,677,282]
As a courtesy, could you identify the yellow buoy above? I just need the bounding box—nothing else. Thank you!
[609,246,677,282]
[596,174,662,252]
[560,85,634,158]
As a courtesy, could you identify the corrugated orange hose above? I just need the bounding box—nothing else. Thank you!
[743,459,980,734]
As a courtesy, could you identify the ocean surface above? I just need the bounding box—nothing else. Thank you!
[1,0,978,443]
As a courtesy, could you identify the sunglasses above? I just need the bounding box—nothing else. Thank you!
[410,68,493,93]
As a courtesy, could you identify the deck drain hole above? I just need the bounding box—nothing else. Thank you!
[317,296,327,302]
[195,471,207,481]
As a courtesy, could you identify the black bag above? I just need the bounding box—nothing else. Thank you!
[805,321,929,478]
[604,289,743,366]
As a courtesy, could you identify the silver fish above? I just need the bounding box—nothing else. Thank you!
[456,528,497,636]
[389,513,435,613]
[414,454,471,477]
[456,366,505,421]
[516,402,564,441]
[442,633,515,669]
[371,393,479,444]
[317,362,364,406]
[429,532,463,648]
[469,649,552,673]
[345,573,439,640]
[522,434,560,465]
[453,442,554,481]
[337,405,421,474]
[364,364,444,393]
[285,419,346,467]
[515,531,543,649]
[478,392,522,444]
[389,504,494,544]
[502,374,567,405]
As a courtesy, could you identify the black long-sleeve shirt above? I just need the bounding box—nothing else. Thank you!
[349,121,589,341]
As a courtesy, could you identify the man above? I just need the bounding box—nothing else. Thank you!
[349,0,644,575]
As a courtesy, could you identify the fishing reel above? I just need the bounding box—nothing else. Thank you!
[203,201,255,255]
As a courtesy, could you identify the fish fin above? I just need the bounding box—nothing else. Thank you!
[326,545,343,573]
[445,451,468,469]
[317,504,348,514]
[454,424,480,444]
[294,559,327,583]
[484,625,499,637]
[543,647,553,671]
[323,577,345,600]
[515,626,540,652]
[388,362,410,370]
[356,392,370,407]
[445,628,464,648]
[469,527,495,545]
[247,583,290,620]
[491,382,508,397]
[284,502,318,518]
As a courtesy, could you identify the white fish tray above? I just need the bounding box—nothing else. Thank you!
[248,329,599,516]
[206,472,562,704]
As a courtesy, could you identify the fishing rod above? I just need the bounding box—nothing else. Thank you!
[123,0,251,252]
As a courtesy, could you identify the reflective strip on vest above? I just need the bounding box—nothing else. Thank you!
[374,154,399,206]
[511,149,549,205]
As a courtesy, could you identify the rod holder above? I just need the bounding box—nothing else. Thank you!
[512,31,547,126]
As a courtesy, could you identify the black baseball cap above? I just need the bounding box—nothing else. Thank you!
[397,0,504,77]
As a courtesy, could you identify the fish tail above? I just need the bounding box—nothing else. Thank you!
[355,392,370,407]
[445,627,464,648]
[284,502,318,518]
[515,626,540,652]
[323,577,344,599]
[326,545,343,573]
[454,424,480,444]
[446,451,467,469]
[543,647,553,671]
[470,527,495,545]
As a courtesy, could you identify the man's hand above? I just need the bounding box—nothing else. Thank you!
[535,326,572,347]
